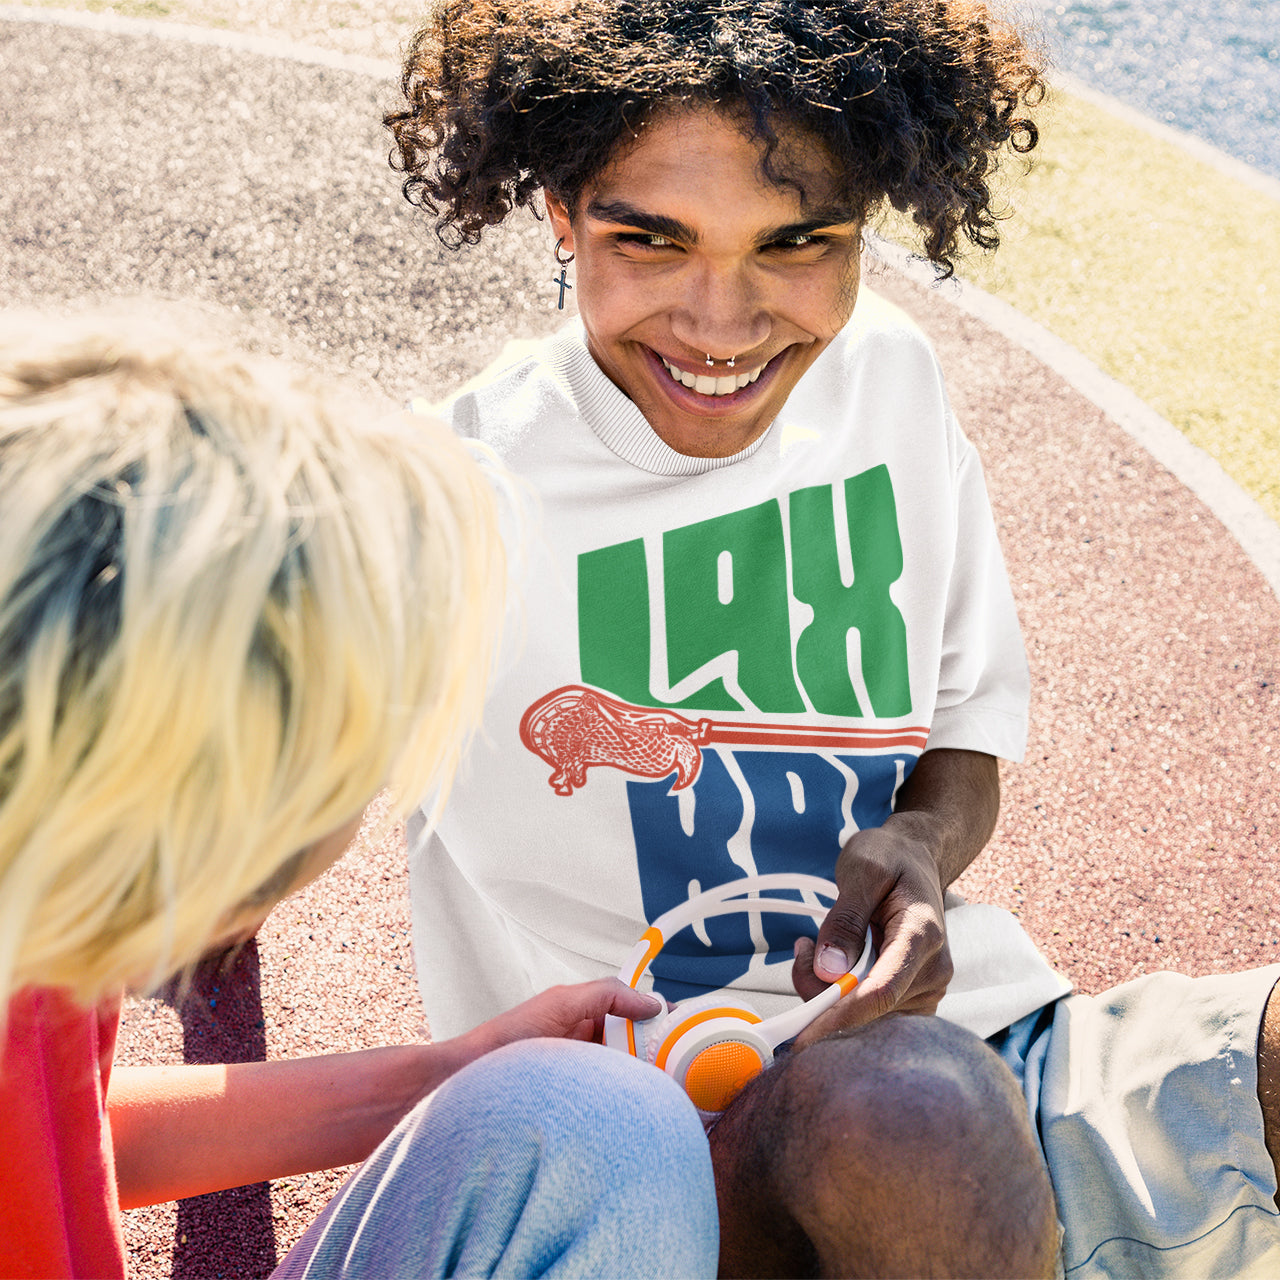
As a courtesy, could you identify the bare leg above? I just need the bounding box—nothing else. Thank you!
[709,1013,1059,1279]
[1255,980,1280,1209]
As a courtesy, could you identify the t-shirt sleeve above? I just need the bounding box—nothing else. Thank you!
[927,432,1030,761]
[0,988,127,1280]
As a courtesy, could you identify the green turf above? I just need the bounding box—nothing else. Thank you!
[22,1,1280,527]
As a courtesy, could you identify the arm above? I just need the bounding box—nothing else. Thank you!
[788,414,1024,1038]
[791,746,999,1040]
[108,978,661,1208]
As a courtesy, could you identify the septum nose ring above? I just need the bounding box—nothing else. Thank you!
[705,354,738,368]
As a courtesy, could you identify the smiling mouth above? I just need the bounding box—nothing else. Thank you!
[660,355,766,398]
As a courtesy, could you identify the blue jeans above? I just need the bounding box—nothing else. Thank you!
[272,1038,720,1278]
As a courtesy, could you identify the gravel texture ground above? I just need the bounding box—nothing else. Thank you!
[21,0,1280,533]
[2,11,1278,1278]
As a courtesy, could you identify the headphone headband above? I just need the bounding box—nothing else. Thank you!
[606,874,874,1114]
[618,872,843,989]
[607,872,876,1112]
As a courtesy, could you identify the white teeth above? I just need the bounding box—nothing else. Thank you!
[662,357,765,397]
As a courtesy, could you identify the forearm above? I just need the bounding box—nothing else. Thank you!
[885,747,1000,886]
[108,1040,471,1209]
[106,977,661,1210]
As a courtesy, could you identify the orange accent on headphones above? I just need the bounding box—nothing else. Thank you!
[627,927,665,988]
[683,1040,768,1114]
[603,874,875,1118]
[654,1005,763,1071]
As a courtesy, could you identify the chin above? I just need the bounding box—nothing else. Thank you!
[654,411,772,458]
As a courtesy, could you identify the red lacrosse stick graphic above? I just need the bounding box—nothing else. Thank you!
[519,684,930,796]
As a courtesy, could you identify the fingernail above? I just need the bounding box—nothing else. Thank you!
[638,992,666,1020]
[815,944,850,977]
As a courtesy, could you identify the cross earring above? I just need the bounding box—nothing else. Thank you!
[552,238,575,310]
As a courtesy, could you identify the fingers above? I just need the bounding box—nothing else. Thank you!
[538,977,662,1034]
[806,931,952,1043]
[472,979,662,1054]
[554,979,660,1045]
[791,935,828,1001]
[789,843,954,1045]
[845,904,951,1024]
[810,831,900,983]
[593,977,663,1021]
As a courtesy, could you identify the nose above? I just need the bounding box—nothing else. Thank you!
[668,262,771,359]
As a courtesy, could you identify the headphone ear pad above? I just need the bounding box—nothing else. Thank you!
[645,994,758,1064]
[651,996,772,1116]
[676,1029,771,1116]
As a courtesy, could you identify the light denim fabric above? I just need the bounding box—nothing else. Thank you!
[273,1038,719,1279]
[990,965,1280,1279]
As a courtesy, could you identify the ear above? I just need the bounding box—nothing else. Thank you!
[544,190,575,254]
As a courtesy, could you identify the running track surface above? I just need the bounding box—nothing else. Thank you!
[1,15,1277,1277]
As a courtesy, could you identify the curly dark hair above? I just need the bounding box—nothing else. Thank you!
[385,0,1047,275]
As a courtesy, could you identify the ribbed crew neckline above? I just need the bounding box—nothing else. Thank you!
[545,327,772,477]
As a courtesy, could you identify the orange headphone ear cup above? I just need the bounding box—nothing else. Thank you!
[648,995,759,1061]
[605,876,861,1115]
[678,1034,770,1115]
[652,996,771,1116]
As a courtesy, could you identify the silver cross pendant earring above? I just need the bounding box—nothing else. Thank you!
[552,239,575,310]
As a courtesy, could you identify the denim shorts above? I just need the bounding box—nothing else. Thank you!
[991,964,1280,1278]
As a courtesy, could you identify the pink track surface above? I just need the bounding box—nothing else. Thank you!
[3,15,1275,1275]
[116,265,1280,1278]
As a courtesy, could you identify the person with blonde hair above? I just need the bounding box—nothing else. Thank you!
[0,310,719,1279]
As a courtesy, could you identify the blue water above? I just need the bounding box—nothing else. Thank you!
[1030,0,1280,179]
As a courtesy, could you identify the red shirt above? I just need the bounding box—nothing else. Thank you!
[0,987,126,1279]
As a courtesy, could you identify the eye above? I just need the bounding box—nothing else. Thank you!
[769,232,826,252]
[616,231,679,250]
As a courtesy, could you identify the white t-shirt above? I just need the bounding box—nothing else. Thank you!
[411,290,1062,1040]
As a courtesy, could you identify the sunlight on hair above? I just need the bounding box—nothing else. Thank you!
[0,307,507,1009]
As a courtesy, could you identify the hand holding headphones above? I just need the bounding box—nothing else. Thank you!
[603,874,875,1118]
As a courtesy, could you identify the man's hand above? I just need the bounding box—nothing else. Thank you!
[788,747,999,1045]
[790,820,953,1044]
[458,978,662,1058]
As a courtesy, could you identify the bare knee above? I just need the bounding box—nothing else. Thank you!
[709,1058,819,1278]
[711,1014,1059,1279]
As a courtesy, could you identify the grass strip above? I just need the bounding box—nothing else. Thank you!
[879,86,1280,523]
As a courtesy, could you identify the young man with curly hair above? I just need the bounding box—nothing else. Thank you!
[385,1,1280,1273]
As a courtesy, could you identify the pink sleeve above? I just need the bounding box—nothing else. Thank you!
[0,987,127,1279]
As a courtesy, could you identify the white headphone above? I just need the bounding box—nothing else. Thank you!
[603,874,875,1118]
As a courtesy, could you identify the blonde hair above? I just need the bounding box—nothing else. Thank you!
[0,309,504,1007]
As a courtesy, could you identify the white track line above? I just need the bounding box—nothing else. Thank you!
[4,4,1277,600]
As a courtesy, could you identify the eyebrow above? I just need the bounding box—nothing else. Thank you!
[586,199,699,243]
[584,198,861,246]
